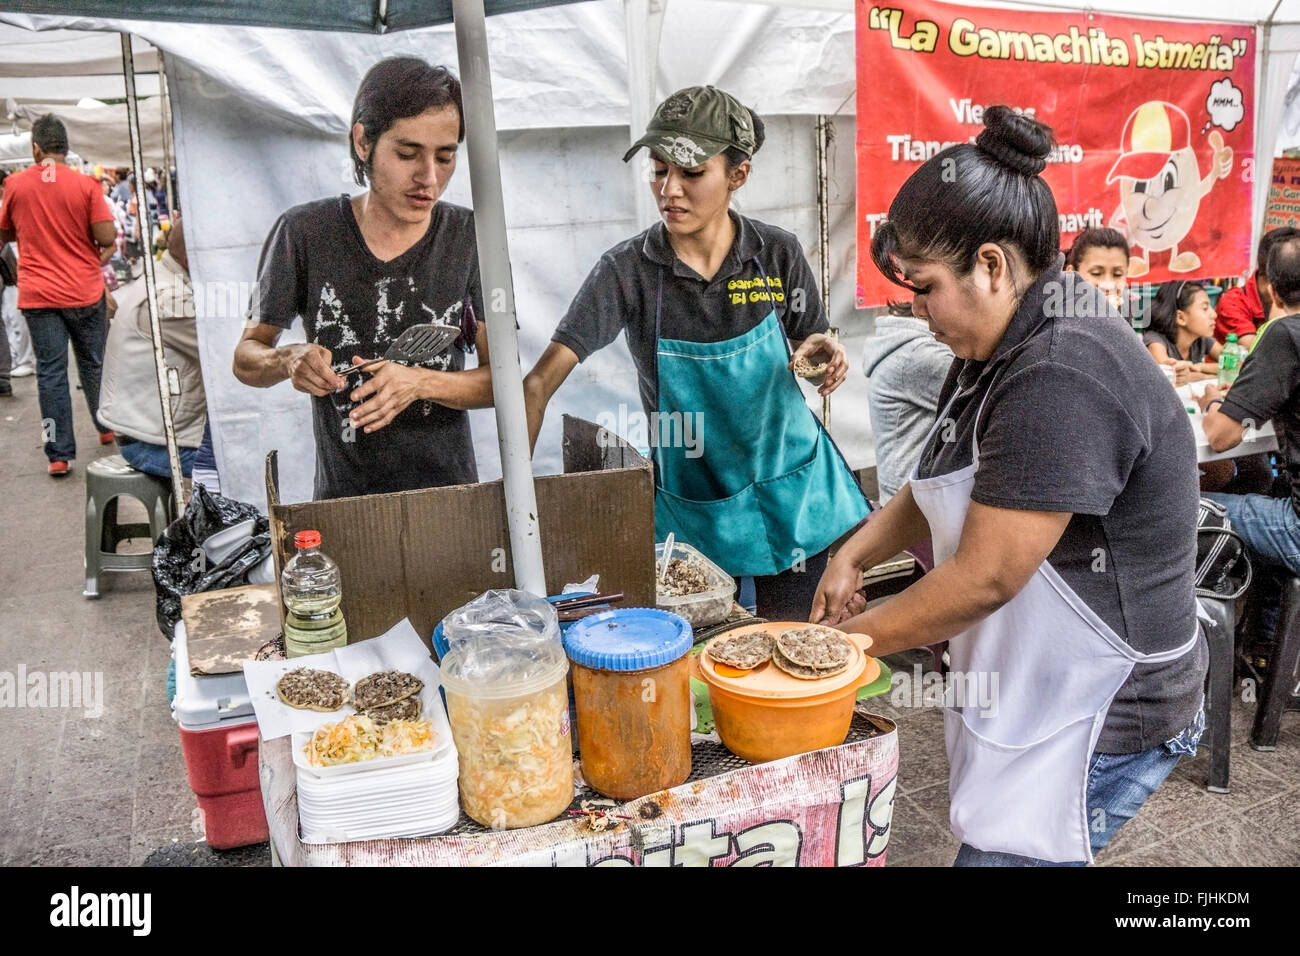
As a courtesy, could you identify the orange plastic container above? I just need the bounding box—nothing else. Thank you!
[692,623,879,763]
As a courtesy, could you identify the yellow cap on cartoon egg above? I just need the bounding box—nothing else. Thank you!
[1107,101,1192,183]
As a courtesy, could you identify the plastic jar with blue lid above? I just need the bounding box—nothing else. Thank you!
[562,608,694,799]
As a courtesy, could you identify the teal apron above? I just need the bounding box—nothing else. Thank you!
[652,261,870,577]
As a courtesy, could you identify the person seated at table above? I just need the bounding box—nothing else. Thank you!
[1216,225,1300,349]
[1143,280,1220,383]
[1199,232,1300,574]
[1065,227,1132,316]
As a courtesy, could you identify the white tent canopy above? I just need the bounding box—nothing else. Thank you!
[0,23,156,75]
[7,98,166,167]
[1,0,1298,511]
[0,72,160,103]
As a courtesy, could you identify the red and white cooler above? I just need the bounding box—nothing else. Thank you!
[171,623,269,849]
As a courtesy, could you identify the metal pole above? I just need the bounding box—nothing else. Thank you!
[816,114,832,432]
[158,49,177,221]
[121,33,185,509]
[452,0,547,596]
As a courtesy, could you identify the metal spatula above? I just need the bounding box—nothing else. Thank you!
[341,321,461,375]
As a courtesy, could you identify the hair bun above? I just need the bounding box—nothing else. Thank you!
[976,105,1053,176]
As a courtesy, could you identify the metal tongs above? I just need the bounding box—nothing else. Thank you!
[341,321,461,375]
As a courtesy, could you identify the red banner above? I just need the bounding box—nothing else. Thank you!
[855,0,1256,307]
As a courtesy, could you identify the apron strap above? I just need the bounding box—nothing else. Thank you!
[652,266,664,388]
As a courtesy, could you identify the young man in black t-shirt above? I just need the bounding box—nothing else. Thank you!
[234,58,492,500]
[1200,234,1300,571]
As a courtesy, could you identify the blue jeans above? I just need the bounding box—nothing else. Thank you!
[954,707,1205,866]
[119,440,197,479]
[23,297,109,461]
[1202,492,1300,576]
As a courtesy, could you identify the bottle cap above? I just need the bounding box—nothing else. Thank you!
[294,530,322,549]
[1226,333,1238,342]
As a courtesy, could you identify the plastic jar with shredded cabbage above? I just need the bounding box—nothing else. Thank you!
[441,651,573,829]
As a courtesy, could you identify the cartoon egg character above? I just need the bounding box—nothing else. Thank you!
[1107,101,1233,277]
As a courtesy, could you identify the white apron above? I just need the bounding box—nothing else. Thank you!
[909,384,1199,863]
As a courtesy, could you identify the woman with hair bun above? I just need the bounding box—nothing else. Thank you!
[525,86,869,620]
[812,106,1207,866]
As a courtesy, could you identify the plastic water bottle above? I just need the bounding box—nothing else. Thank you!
[281,530,347,656]
[1218,334,1243,387]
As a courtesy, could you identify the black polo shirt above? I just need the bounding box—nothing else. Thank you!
[1221,314,1300,516]
[918,264,1207,754]
[552,211,827,416]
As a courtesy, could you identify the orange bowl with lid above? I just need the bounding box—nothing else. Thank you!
[692,622,880,763]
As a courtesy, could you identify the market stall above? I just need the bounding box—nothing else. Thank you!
[161,417,899,865]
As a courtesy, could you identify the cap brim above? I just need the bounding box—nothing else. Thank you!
[622,129,734,166]
[622,136,656,163]
[1107,150,1172,184]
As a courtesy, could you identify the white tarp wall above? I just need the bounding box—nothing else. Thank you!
[5,0,1299,507]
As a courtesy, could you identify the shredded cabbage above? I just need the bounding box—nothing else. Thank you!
[446,684,573,828]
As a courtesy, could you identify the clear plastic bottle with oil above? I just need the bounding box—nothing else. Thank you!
[281,530,347,656]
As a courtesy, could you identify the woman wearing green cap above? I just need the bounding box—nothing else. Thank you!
[524,86,870,619]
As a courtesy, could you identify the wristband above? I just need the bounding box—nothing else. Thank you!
[1205,398,1225,414]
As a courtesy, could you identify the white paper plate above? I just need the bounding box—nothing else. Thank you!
[297,784,459,813]
[291,686,455,777]
[301,813,459,844]
[299,802,458,827]
[294,756,458,796]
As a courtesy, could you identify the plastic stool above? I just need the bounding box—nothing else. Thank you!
[1251,574,1300,750]
[84,454,173,598]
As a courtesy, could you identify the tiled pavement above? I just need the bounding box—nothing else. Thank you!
[1,367,198,866]
[2,363,1297,866]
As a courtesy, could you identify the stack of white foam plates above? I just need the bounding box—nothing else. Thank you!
[293,695,460,844]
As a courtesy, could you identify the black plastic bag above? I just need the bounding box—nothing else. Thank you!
[152,484,272,639]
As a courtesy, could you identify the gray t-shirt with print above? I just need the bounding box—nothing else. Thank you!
[248,196,484,500]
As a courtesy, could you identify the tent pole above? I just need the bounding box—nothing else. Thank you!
[452,0,547,596]
[158,49,177,221]
[817,114,831,432]
[120,32,185,511]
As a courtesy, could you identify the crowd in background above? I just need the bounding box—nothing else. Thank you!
[0,112,212,487]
